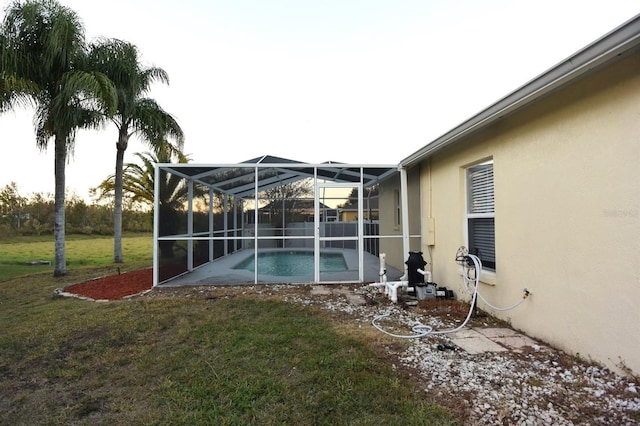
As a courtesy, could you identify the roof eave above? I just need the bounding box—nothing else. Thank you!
[400,13,640,168]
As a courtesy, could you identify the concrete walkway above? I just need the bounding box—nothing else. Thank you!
[450,327,545,354]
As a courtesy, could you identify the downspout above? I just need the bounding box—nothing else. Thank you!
[399,166,410,280]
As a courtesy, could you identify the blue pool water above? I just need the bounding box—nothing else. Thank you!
[233,251,347,276]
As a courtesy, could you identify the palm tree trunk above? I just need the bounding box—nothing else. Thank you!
[113,130,128,263]
[53,135,66,277]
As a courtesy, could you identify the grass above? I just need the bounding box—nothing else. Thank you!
[0,233,153,281]
[0,237,458,424]
[0,270,457,425]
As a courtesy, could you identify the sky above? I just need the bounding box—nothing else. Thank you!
[1,0,638,201]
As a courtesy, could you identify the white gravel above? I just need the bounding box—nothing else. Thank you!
[149,283,640,425]
[284,284,640,425]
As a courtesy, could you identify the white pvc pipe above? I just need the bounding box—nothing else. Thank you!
[379,253,387,283]
[370,280,408,303]
[417,268,432,284]
[371,253,410,302]
[387,281,407,303]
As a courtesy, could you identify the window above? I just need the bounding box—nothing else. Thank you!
[393,189,400,227]
[466,161,495,271]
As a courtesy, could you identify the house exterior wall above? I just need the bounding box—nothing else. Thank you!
[379,167,422,272]
[415,50,640,375]
[341,210,377,222]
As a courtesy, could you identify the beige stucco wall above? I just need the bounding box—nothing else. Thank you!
[379,167,422,272]
[415,50,640,375]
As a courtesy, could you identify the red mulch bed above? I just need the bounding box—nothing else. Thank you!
[64,268,153,300]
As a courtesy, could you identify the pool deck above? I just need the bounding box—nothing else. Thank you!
[158,248,405,286]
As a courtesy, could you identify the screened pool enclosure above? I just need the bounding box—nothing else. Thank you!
[153,155,413,286]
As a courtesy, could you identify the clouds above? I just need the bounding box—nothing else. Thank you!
[1,0,638,198]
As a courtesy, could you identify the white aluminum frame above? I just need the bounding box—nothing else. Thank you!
[153,160,408,286]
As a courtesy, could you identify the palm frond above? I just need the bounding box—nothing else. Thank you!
[0,73,38,111]
[42,1,86,75]
[140,66,169,88]
[93,146,197,208]
[131,97,185,149]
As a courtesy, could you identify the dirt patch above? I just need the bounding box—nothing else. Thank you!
[63,268,153,300]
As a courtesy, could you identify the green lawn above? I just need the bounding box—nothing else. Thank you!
[0,262,458,424]
[0,233,153,281]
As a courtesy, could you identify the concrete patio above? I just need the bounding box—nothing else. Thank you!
[159,248,405,286]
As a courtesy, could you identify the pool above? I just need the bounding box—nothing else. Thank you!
[233,250,348,276]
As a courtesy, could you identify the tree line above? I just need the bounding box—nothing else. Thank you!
[1,0,183,275]
[0,182,152,238]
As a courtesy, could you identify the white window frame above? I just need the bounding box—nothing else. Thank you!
[466,160,496,273]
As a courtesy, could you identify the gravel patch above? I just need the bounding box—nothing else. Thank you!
[145,283,640,425]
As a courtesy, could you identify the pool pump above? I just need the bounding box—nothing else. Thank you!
[371,252,454,303]
[371,247,530,338]
[406,251,435,300]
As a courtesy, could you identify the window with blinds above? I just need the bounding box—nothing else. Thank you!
[467,162,495,270]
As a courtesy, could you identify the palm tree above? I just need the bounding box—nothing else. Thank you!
[0,0,116,276]
[93,144,189,208]
[87,38,184,263]
[92,144,203,258]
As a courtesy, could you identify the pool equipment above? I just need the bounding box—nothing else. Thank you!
[371,252,450,302]
[370,252,402,302]
[371,247,531,338]
[406,251,435,300]
[406,251,427,287]
[370,253,407,303]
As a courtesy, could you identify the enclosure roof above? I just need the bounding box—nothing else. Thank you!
[157,155,398,198]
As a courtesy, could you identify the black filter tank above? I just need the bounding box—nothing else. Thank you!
[405,251,427,286]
